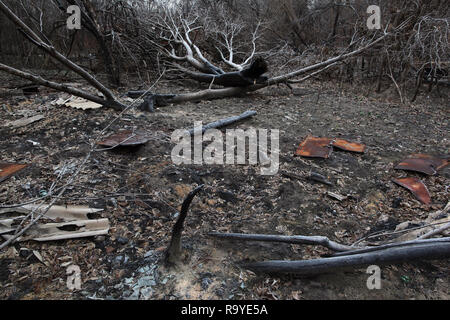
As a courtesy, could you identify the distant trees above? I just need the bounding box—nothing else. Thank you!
[0,0,448,102]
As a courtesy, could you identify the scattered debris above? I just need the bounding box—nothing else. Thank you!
[97,130,150,148]
[395,202,450,241]
[62,96,103,110]
[393,177,431,205]
[4,114,44,128]
[395,154,448,175]
[53,161,79,176]
[327,191,348,202]
[0,163,28,183]
[32,250,48,265]
[51,97,70,106]
[120,263,159,300]
[26,140,40,146]
[295,136,366,158]
[0,217,19,235]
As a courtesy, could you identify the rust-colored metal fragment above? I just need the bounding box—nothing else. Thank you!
[395,154,448,175]
[331,138,366,153]
[97,130,149,148]
[0,163,28,183]
[295,136,332,158]
[395,158,436,175]
[393,177,431,204]
[410,154,448,171]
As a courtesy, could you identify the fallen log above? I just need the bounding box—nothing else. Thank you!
[187,110,257,135]
[331,237,450,257]
[242,241,450,275]
[128,86,249,108]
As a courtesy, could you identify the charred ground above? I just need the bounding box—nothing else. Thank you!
[0,76,448,299]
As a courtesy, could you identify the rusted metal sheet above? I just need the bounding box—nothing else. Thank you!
[393,177,431,204]
[97,130,149,148]
[0,163,28,183]
[295,136,332,158]
[296,136,366,158]
[331,139,366,153]
[395,158,436,175]
[395,154,449,175]
[410,154,448,171]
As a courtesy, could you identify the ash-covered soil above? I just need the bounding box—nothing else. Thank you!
[0,77,448,300]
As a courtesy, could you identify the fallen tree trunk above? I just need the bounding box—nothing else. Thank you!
[242,241,450,275]
[187,110,257,135]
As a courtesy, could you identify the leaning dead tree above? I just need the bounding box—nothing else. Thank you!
[128,10,403,109]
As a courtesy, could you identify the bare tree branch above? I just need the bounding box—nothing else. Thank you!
[209,232,354,252]
[0,0,126,110]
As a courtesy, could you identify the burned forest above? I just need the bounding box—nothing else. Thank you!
[0,0,449,303]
